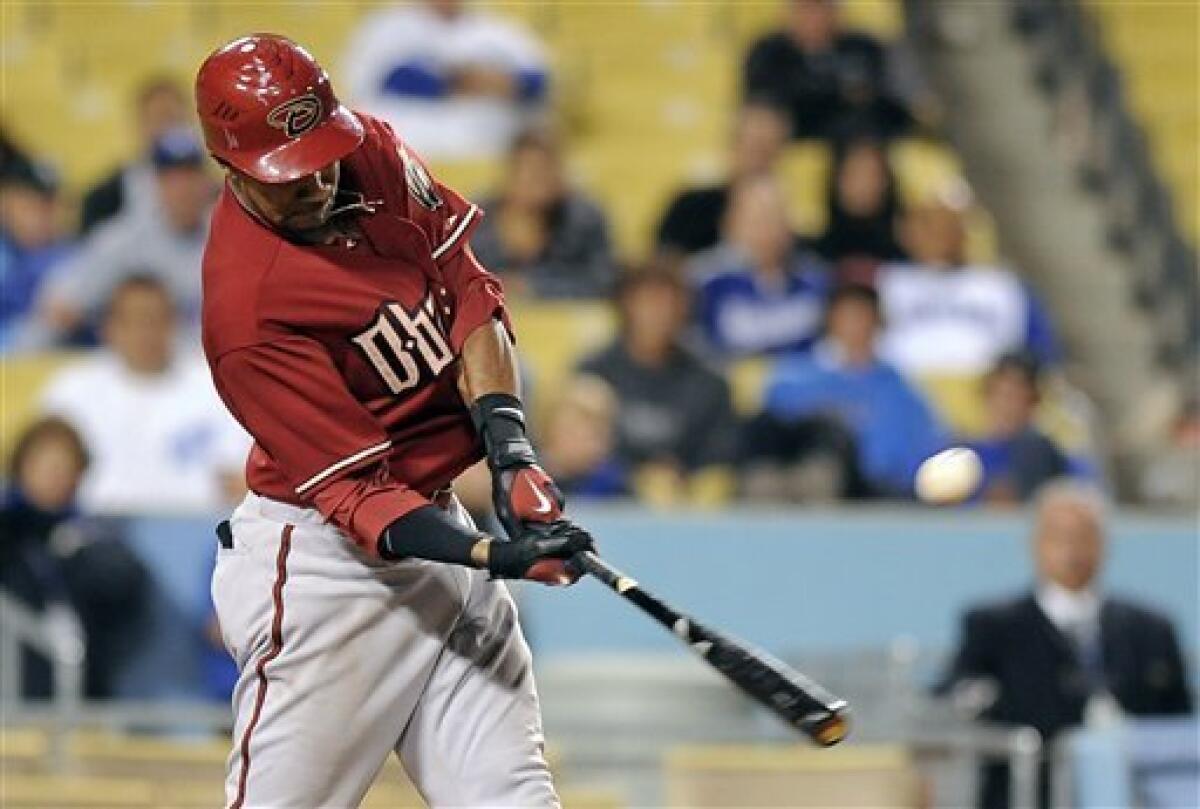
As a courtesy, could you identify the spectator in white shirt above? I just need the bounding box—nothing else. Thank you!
[343,0,550,160]
[343,0,549,160]
[878,194,1059,377]
[41,275,249,515]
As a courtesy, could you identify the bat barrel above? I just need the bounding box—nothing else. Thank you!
[807,704,851,747]
[571,551,852,748]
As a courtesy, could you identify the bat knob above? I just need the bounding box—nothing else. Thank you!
[810,708,850,747]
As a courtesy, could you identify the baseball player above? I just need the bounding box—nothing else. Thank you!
[195,34,594,808]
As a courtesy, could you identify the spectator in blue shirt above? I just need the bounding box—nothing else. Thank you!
[690,174,831,358]
[968,352,1080,506]
[0,161,74,351]
[745,284,945,500]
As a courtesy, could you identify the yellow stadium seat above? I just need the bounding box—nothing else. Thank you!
[730,357,770,415]
[560,785,627,809]
[429,158,503,202]
[67,730,227,781]
[664,743,923,808]
[0,774,156,807]
[506,300,615,425]
[914,373,987,437]
[778,141,833,236]
[840,0,906,39]
[890,139,965,206]
[730,0,905,46]
[914,371,1100,454]
[0,726,51,774]
[1,351,87,462]
[1085,0,1198,243]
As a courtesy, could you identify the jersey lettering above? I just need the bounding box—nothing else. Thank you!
[352,296,454,394]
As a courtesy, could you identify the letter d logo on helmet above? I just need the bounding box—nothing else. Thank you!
[195,34,364,183]
[267,94,324,139]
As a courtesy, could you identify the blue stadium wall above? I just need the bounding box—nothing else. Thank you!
[116,507,1197,702]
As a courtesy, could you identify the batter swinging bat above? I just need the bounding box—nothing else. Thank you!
[569,551,850,746]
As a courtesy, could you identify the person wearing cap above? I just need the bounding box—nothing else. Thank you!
[194,34,592,808]
[0,160,75,351]
[80,77,191,235]
[34,127,216,345]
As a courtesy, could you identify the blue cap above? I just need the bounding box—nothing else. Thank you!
[151,127,206,171]
[0,158,60,194]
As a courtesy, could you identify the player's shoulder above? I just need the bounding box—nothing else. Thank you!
[203,188,285,278]
[201,190,289,359]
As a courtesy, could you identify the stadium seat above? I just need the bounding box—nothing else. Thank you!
[663,743,923,807]
[1,352,86,456]
[67,730,227,781]
[1086,1,1198,242]
[0,727,50,774]
[729,358,770,415]
[506,300,615,424]
[0,774,156,807]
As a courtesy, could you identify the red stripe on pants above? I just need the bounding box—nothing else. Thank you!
[231,523,293,809]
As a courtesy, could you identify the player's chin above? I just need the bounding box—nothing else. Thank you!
[524,559,580,587]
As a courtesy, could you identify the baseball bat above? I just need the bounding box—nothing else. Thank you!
[569,550,850,746]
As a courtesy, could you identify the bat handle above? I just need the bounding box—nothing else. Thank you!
[568,551,629,591]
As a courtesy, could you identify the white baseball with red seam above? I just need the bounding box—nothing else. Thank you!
[915,447,983,504]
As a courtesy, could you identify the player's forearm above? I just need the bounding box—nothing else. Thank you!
[378,504,489,565]
[460,318,537,469]
[458,317,520,403]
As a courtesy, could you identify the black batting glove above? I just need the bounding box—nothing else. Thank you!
[472,393,566,540]
[482,520,595,585]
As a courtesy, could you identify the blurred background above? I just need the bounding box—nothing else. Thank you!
[0,0,1196,807]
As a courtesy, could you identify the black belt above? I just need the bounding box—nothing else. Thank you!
[216,520,233,549]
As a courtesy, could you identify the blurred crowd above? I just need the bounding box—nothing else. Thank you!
[4,0,1144,529]
[1,3,1193,671]
[0,6,1194,797]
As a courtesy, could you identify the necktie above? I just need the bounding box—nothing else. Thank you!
[1068,618,1105,690]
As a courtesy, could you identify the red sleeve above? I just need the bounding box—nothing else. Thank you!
[442,244,514,352]
[212,336,426,551]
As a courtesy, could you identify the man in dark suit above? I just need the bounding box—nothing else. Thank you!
[941,479,1193,809]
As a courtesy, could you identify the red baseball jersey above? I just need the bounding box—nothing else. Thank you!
[202,112,509,552]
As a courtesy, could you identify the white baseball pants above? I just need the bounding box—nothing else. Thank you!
[211,492,559,809]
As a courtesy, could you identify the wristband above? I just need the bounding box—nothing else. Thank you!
[471,392,537,469]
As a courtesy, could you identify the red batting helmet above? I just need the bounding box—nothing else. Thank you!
[195,34,364,183]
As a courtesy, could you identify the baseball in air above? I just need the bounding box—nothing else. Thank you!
[915,448,983,504]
